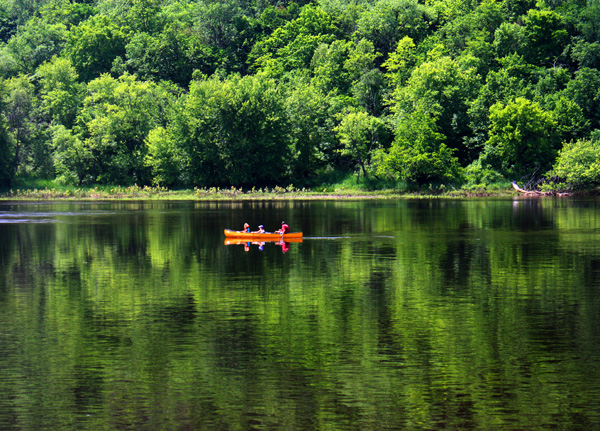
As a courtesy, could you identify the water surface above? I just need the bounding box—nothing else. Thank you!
[0,198,599,430]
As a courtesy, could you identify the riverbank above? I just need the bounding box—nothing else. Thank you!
[0,183,525,201]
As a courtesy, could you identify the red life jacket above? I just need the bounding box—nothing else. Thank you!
[281,223,290,233]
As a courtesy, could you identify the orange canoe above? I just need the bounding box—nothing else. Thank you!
[224,229,303,240]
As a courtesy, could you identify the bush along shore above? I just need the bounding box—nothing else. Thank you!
[0,184,429,200]
[2,182,590,201]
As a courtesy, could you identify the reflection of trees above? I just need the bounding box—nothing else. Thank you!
[0,200,599,429]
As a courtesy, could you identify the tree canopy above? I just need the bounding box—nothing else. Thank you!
[0,0,598,189]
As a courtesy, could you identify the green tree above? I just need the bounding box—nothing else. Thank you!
[36,56,84,128]
[551,132,600,189]
[74,73,176,184]
[174,74,290,187]
[344,39,384,115]
[194,0,242,50]
[144,127,184,186]
[0,8,18,43]
[124,26,216,87]
[1,17,66,74]
[0,125,11,186]
[390,55,480,161]
[438,0,503,66]
[50,124,92,185]
[334,109,385,180]
[4,74,34,176]
[564,67,600,130]
[571,38,600,69]
[483,97,558,176]
[190,0,258,74]
[124,0,162,33]
[355,0,430,56]
[64,15,130,81]
[249,5,337,77]
[351,68,385,117]
[376,106,462,186]
[522,9,569,66]
[382,36,416,87]
[0,80,13,186]
[493,22,526,58]
[311,40,352,94]
[575,0,600,43]
[551,96,589,144]
[467,54,536,154]
[284,78,341,181]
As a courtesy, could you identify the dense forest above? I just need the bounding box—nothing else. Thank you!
[0,0,599,190]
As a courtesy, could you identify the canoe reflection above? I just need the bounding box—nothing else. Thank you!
[224,237,302,253]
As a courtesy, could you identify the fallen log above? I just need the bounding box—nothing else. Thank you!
[511,181,571,196]
[511,181,540,195]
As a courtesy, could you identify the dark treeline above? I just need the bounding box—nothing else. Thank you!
[0,0,599,190]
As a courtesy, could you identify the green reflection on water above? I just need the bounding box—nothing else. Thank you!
[0,199,599,430]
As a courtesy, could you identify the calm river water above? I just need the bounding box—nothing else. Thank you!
[1,198,600,430]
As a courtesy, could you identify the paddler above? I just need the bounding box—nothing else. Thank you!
[243,223,250,233]
[252,224,265,233]
[275,221,290,234]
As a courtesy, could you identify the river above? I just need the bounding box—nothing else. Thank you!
[0,198,599,430]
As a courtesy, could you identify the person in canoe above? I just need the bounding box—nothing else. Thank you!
[252,225,266,234]
[275,221,290,235]
[243,223,250,233]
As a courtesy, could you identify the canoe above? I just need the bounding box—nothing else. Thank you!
[224,238,303,245]
[224,229,303,240]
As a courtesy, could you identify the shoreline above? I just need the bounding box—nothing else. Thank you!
[0,186,535,201]
[1,183,594,201]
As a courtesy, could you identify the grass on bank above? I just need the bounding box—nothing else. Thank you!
[0,173,519,200]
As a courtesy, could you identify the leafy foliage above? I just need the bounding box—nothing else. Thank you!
[483,97,558,176]
[376,107,463,186]
[335,109,386,179]
[72,73,176,184]
[0,0,599,190]
[64,15,129,81]
[174,74,289,186]
[144,126,184,186]
[551,133,600,189]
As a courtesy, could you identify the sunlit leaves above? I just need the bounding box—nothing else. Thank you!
[551,133,600,188]
[249,5,337,76]
[284,77,340,179]
[64,15,130,81]
[355,0,431,55]
[175,74,289,187]
[36,57,84,128]
[375,104,462,186]
[50,124,92,185]
[74,73,176,184]
[1,17,67,74]
[335,109,386,179]
[390,56,480,160]
[311,39,352,93]
[382,36,416,86]
[483,97,558,176]
[144,127,185,187]
[522,9,569,65]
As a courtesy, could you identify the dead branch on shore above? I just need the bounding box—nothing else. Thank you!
[511,181,571,196]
